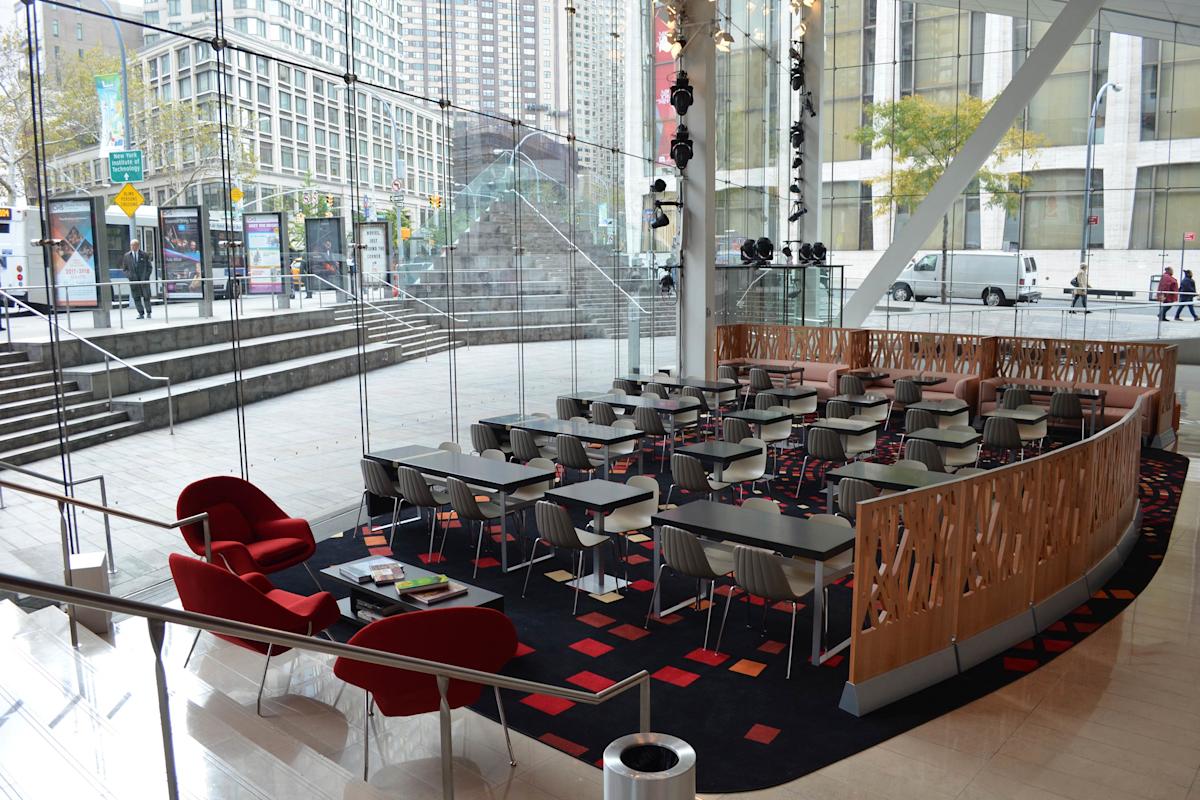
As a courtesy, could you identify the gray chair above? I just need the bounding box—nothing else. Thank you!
[744,367,774,408]
[825,399,852,419]
[557,396,583,420]
[796,426,847,494]
[741,497,781,515]
[838,374,865,396]
[893,379,922,408]
[836,477,878,522]
[711,367,741,413]
[1050,391,1086,439]
[891,458,929,471]
[644,525,734,651]
[904,438,946,472]
[357,458,404,544]
[983,415,1024,463]
[511,427,557,462]
[525,501,613,615]
[445,476,520,578]
[555,434,603,482]
[590,401,617,427]
[902,408,936,448]
[681,386,713,438]
[470,423,510,457]
[634,405,672,470]
[1016,404,1048,450]
[717,365,741,384]
[396,465,452,554]
[613,379,639,396]
[717,545,817,679]
[1001,387,1031,410]
[675,394,704,442]
[754,391,781,410]
[667,452,730,505]
[643,382,668,399]
[722,416,752,443]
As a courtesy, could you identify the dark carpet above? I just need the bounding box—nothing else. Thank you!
[273,428,1189,794]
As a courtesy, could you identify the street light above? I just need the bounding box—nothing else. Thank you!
[1080,81,1121,264]
[95,0,135,249]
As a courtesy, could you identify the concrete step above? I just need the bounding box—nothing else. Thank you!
[0,398,114,437]
[0,380,80,406]
[0,350,29,365]
[0,409,133,456]
[0,369,57,391]
[0,359,43,378]
[0,419,142,466]
[0,389,94,422]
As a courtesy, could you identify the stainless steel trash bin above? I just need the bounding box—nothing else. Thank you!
[602,732,696,800]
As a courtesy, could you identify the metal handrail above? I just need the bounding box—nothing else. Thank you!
[375,276,467,324]
[0,289,174,434]
[0,461,115,574]
[0,478,652,800]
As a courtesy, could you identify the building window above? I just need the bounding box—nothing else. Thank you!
[1141,41,1200,141]
[74,23,82,40]
[822,181,875,251]
[1019,23,1109,146]
[1130,163,1200,249]
[1011,170,1103,249]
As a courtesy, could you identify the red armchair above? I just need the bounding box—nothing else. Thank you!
[177,476,317,581]
[333,607,519,781]
[169,553,340,714]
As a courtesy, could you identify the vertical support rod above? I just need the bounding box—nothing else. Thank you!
[437,675,455,800]
[147,618,181,800]
[639,677,651,733]
[98,476,115,574]
[57,500,78,648]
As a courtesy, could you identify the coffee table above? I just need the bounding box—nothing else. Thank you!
[321,556,504,624]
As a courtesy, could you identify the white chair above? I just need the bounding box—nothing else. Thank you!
[890,458,928,471]
[667,452,730,505]
[760,405,796,474]
[525,501,614,615]
[844,415,877,459]
[438,441,461,453]
[721,437,768,501]
[741,497,781,515]
[717,546,815,678]
[511,457,556,504]
[939,400,970,429]
[1016,404,1048,451]
[604,475,659,534]
[608,418,641,468]
[942,424,981,472]
[480,448,506,462]
[857,396,891,429]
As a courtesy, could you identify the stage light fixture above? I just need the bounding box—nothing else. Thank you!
[790,122,804,148]
[792,155,804,169]
[713,28,734,52]
[649,207,671,229]
[740,239,758,265]
[812,242,827,260]
[782,245,793,258]
[650,178,667,193]
[799,242,814,261]
[754,237,774,262]
[670,125,693,169]
[788,205,808,222]
[789,181,803,194]
[670,71,694,115]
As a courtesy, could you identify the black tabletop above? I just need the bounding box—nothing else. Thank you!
[725,408,793,425]
[758,385,817,400]
[846,370,889,381]
[558,391,611,404]
[810,418,882,434]
[366,444,441,463]
[652,501,856,561]
[736,363,806,376]
[479,413,538,427]
[827,462,961,490]
[544,480,653,513]
[583,393,697,414]
[908,375,948,387]
[829,393,889,407]
[371,448,554,491]
[321,556,503,612]
[906,427,982,448]
[983,408,1049,423]
[909,400,969,415]
[999,383,1106,399]
[617,374,734,392]
[511,417,642,444]
[675,440,760,467]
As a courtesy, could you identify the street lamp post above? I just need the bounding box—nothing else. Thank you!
[94,0,135,250]
[1080,81,1121,264]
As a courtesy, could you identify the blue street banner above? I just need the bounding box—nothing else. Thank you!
[94,73,125,155]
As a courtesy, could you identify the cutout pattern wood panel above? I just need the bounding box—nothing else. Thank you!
[848,399,1144,685]
[716,324,866,366]
[866,331,989,374]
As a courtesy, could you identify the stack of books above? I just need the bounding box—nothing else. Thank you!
[395,574,468,605]
[339,558,404,585]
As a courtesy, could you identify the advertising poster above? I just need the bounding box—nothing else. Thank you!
[159,206,205,298]
[357,221,389,287]
[304,217,345,292]
[46,198,100,308]
[243,212,284,294]
[94,74,125,156]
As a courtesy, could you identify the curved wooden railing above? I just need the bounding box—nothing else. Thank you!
[847,397,1144,686]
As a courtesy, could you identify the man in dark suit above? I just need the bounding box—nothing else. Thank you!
[121,239,153,319]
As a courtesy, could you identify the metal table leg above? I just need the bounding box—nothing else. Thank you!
[810,559,825,666]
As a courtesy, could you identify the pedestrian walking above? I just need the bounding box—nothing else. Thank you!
[121,239,154,319]
[1175,268,1199,321]
[1158,266,1179,321]
[1069,263,1089,313]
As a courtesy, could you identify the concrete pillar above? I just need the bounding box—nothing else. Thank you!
[679,0,717,378]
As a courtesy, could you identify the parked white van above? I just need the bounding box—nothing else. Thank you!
[889,252,1041,306]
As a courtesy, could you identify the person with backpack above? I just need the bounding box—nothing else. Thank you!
[1175,268,1198,321]
[1069,263,1089,313]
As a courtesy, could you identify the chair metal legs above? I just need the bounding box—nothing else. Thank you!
[362,690,371,781]
[183,628,202,668]
[715,584,734,653]
[302,562,323,592]
[643,563,667,628]
[494,687,518,766]
[256,644,273,716]
[522,539,541,597]
[473,521,485,578]
[795,455,810,496]
[386,497,402,547]
[702,580,719,652]
[354,491,367,536]
[571,551,584,616]
[786,601,797,679]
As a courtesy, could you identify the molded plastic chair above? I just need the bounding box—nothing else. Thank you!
[604,475,660,534]
[760,405,796,474]
[590,401,617,427]
[511,427,555,462]
[904,438,946,472]
[754,391,781,410]
[667,452,730,505]
[1016,404,1048,450]
[170,553,339,714]
[825,399,852,419]
[722,416,752,444]
[643,382,668,400]
[741,497,781,514]
[890,458,929,471]
[744,367,775,408]
[722,437,769,501]
[942,424,982,471]
[556,434,603,482]
[1050,391,1086,440]
[613,379,639,396]
[717,545,815,679]
[1001,387,1031,410]
[177,476,317,579]
[844,414,878,459]
[609,418,641,464]
[480,448,506,461]
[396,465,452,555]
[838,374,865,396]
[711,367,741,414]
[836,477,878,522]
[644,525,734,650]
[939,400,971,429]
[893,379,923,408]
[796,427,847,493]
[445,476,519,578]
[982,415,1024,463]
[634,405,672,470]
[333,607,518,780]
[438,441,462,453]
[470,423,510,457]
[681,386,713,438]
[524,501,612,614]
[556,396,583,420]
[357,458,404,544]
[674,393,704,442]
[902,407,936,443]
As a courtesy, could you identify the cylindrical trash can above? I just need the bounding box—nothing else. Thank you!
[602,732,695,800]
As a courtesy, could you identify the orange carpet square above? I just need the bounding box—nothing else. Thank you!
[729,659,767,677]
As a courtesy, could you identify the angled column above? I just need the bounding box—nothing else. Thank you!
[678,0,718,378]
[840,0,1105,327]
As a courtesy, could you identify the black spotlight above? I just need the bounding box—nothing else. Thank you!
[790,61,805,91]
[792,154,803,169]
[789,46,803,61]
[803,91,818,118]
[788,205,808,222]
[650,178,667,193]
[649,202,671,229]
[789,181,803,194]
[670,125,693,170]
[754,237,774,262]
[790,122,805,148]
[812,242,828,261]
[659,271,676,295]
[799,242,815,261]
[670,71,694,115]
[740,239,758,265]
[781,245,793,259]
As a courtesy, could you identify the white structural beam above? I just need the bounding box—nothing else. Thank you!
[840,0,1105,327]
[679,0,718,377]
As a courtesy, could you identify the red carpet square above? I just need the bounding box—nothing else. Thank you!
[539,733,588,757]
[729,659,767,677]
[570,638,614,657]
[367,546,392,556]
[1014,639,1035,650]
[744,723,780,745]
[522,693,575,716]
[1042,639,1073,653]
[821,654,845,668]
[653,665,700,687]
[610,624,650,641]
[1073,621,1099,633]
[515,642,535,657]
[363,535,387,546]
[1003,656,1039,673]
[685,648,729,666]
[1109,589,1135,600]
[577,612,616,628]
[625,554,650,565]
[472,557,501,569]
[628,579,655,592]
[1046,621,1068,632]
[757,640,786,655]
[416,552,446,565]
[567,670,616,691]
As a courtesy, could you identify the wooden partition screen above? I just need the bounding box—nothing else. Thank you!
[848,399,1143,684]
[716,324,867,367]
[864,330,992,376]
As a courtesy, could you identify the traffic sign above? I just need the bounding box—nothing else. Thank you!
[230,186,245,203]
[108,150,143,183]
[1087,215,1099,225]
[389,193,405,204]
[391,178,402,191]
[1186,232,1196,242]
[114,183,144,217]
[400,226,412,241]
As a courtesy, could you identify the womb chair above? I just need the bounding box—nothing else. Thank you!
[169,554,339,715]
[525,500,615,614]
[333,607,519,781]
[177,476,317,580]
[644,525,735,650]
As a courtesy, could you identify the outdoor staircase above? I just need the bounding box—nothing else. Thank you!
[0,302,462,465]
[0,598,395,799]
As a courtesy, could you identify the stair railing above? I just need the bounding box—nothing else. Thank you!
[0,460,115,574]
[304,272,443,356]
[0,289,174,434]
[0,477,653,800]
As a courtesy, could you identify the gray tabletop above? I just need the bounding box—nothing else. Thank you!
[829,393,889,407]
[909,399,969,415]
[827,461,961,490]
[582,393,697,414]
[810,418,881,434]
[652,501,855,561]
[725,408,793,425]
[906,427,982,448]
[675,440,760,467]
[507,417,643,445]
[544,480,654,513]
[370,448,554,491]
[983,408,1049,423]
